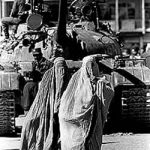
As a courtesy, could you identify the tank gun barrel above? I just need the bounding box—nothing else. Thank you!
[56,0,67,46]
[66,54,114,72]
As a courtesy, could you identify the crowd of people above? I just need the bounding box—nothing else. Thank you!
[122,46,144,59]
[120,44,150,67]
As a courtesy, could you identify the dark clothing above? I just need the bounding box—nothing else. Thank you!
[32,57,53,80]
[141,52,150,69]
[2,17,21,38]
[21,81,38,111]
[1,0,29,38]
[21,57,53,111]
[10,0,27,18]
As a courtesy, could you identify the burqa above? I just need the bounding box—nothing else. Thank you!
[20,57,68,150]
[59,55,114,150]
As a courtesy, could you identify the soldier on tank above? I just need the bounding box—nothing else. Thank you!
[1,0,30,41]
[21,48,53,115]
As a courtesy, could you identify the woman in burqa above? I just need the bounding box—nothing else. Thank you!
[20,56,69,150]
[59,54,114,150]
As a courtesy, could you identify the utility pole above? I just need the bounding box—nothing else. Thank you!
[142,0,145,34]
[115,0,119,33]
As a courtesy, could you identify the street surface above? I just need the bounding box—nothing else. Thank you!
[0,136,20,150]
[102,133,150,150]
[0,133,150,150]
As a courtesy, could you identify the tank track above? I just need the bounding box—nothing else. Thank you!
[0,91,15,135]
[121,86,150,131]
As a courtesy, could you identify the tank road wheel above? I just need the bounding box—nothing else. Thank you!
[0,91,16,135]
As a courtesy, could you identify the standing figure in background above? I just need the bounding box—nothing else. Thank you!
[122,48,130,58]
[130,47,141,59]
[129,47,142,66]
[1,0,30,41]
[31,47,53,79]
[141,43,150,68]
[21,47,53,114]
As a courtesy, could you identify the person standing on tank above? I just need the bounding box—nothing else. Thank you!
[21,47,53,115]
[1,0,30,41]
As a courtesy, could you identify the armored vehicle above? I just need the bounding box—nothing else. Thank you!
[54,0,150,133]
[106,57,150,133]
[0,0,150,135]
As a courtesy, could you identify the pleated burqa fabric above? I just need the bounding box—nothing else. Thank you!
[20,57,68,150]
[59,55,114,150]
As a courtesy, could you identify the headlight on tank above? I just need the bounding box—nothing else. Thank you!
[147,99,150,103]
[146,92,150,97]
[121,97,127,106]
[27,14,43,30]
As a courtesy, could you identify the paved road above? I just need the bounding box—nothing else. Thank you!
[102,133,150,150]
[0,136,20,150]
[0,133,150,150]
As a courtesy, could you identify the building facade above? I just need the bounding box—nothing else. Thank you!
[97,0,149,51]
[0,0,150,50]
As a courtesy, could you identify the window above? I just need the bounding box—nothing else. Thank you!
[119,0,142,30]
[145,0,150,29]
[145,2,150,20]
[98,0,115,20]
[119,2,135,20]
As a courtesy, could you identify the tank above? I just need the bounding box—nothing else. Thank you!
[0,0,150,135]
[106,58,150,133]
[0,44,34,135]
[55,0,150,133]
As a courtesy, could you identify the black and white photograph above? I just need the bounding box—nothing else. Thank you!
[0,0,150,150]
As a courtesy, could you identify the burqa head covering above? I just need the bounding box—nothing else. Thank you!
[59,55,106,150]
